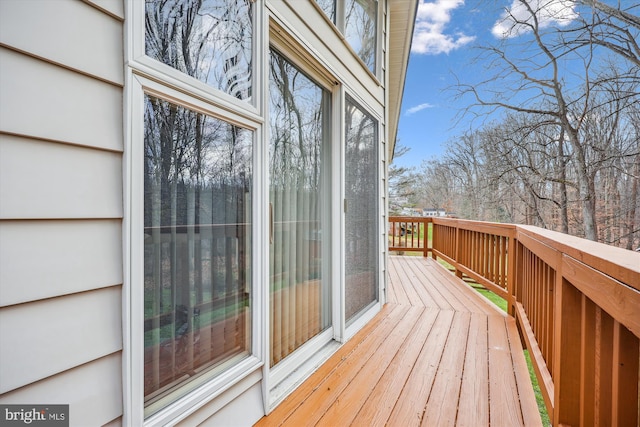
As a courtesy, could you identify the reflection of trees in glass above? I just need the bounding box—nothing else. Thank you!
[316,0,336,21]
[143,95,252,408]
[145,0,253,101]
[314,0,377,73]
[268,50,331,366]
[269,50,324,191]
[345,0,377,72]
[345,96,378,321]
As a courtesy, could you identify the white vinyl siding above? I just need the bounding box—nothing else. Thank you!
[85,0,125,20]
[0,136,122,219]
[0,353,123,426]
[0,287,122,393]
[0,219,122,306]
[0,0,123,85]
[0,48,123,152]
[0,1,125,426]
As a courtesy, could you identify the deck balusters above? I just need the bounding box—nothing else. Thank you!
[388,216,639,427]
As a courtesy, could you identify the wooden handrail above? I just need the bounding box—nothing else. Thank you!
[389,216,640,427]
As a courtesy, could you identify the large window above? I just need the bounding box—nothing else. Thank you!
[138,0,256,419]
[143,95,253,416]
[268,49,332,367]
[145,0,253,101]
[345,96,378,322]
[315,0,378,74]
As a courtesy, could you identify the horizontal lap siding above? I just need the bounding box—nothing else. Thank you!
[0,1,124,425]
[0,219,122,306]
[0,286,122,393]
[0,0,123,85]
[0,353,123,426]
[0,48,123,151]
[0,135,123,219]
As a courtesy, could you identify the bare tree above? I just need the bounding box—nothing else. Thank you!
[454,0,618,240]
[573,1,640,67]
[389,144,418,215]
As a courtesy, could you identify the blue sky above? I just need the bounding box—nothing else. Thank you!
[396,0,581,168]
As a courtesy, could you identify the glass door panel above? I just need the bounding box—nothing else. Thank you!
[345,96,378,323]
[268,50,332,367]
[143,95,252,415]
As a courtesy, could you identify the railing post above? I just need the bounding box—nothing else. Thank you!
[507,232,517,317]
[423,218,430,258]
[552,258,581,427]
[429,219,435,258]
[454,223,463,279]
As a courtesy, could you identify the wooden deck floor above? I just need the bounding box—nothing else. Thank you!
[255,256,542,426]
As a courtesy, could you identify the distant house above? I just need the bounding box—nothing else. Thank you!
[423,208,447,217]
[0,1,417,426]
[400,207,422,217]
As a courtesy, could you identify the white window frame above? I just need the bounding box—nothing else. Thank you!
[128,0,262,122]
[123,1,267,425]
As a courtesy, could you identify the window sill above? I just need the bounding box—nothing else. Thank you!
[143,356,263,427]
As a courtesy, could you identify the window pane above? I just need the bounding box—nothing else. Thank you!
[145,0,253,101]
[269,50,332,367]
[345,0,377,73]
[315,0,336,22]
[345,96,378,322]
[143,95,252,415]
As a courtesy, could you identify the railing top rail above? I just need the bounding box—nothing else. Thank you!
[517,225,640,292]
[388,216,639,290]
[388,216,433,223]
[432,217,516,237]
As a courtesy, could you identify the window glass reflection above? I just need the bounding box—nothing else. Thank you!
[315,0,336,22]
[345,96,378,322]
[345,0,377,73]
[145,0,253,101]
[268,50,332,366]
[143,95,252,415]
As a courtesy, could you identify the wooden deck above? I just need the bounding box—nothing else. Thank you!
[255,256,542,426]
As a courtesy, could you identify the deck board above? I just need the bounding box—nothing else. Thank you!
[255,256,542,427]
[352,308,439,426]
[456,312,489,426]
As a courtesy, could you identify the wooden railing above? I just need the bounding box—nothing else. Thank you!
[388,216,640,427]
[388,216,431,257]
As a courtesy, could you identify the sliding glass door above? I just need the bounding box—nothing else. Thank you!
[345,96,378,323]
[268,50,332,366]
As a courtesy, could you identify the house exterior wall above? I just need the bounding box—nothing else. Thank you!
[0,1,125,426]
[0,1,414,425]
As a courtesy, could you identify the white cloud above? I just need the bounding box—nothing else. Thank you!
[412,0,476,55]
[406,103,436,115]
[492,0,578,38]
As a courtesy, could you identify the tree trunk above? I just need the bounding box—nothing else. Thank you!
[557,133,569,234]
[627,155,639,250]
[564,124,598,241]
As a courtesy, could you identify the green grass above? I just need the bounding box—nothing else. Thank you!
[524,350,552,426]
[470,283,507,312]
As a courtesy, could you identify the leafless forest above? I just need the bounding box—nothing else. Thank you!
[398,1,639,249]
